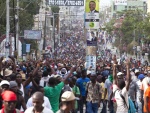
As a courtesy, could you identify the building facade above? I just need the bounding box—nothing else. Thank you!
[111,0,147,18]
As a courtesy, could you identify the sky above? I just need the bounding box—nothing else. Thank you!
[100,0,111,7]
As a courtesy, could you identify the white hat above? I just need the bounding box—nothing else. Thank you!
[51,74,61,78]
[2,58,12,64]
[135,69,140,73]
[117,72,124,76]
[61,91,75,102]
[0,80,10,86]
[1,69,13,76]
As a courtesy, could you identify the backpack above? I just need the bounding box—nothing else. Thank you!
[119,93,136,113]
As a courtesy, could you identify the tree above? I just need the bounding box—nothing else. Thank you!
[105,9,147,54]
[0,0,41,54]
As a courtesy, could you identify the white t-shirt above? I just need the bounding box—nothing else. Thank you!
[40,77,50,87]
[113,84,128,113]
[25,106,53,113]
[135,80,142,100]
[26,96,52,110]
[104,79,113,100]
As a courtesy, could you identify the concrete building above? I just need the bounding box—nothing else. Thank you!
[111,0,147,18]
[148,0,150,13]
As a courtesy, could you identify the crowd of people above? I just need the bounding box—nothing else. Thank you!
[0,54,149,113]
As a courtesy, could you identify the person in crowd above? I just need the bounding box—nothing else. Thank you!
[25,92,53,113]
[113,58,131,113]
[26,88,52,109]
[0,80,10,92]
[86,73,101,113]
[40,71,50,87]
[69,77,80,113]
[103,72,114,113]
[135,74,145,113]
[43,66,75,113]
[76,69,90,113]
[57,91,76,113]
[0,90,22,113]
[9,81,27,111]
[140,69,150,109]
[97,75,107,113]
[144,76,150,113]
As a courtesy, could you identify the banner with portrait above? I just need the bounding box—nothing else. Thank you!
[86,30,97,46]
[84,0,100,29]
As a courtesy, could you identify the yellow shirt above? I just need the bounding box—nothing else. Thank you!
[100,82,108,100]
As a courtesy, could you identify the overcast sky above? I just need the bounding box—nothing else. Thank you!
[100,0,111,7]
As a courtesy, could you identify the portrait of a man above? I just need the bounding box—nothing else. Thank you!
[89,1,99,13]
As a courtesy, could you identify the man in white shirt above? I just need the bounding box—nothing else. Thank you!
[25,92,53,113]
[26,95,52,109]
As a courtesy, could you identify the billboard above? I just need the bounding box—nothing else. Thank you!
[24,30,42,40]
[114,0,127,5]
[48,0,84,6]
[84,0,100,29]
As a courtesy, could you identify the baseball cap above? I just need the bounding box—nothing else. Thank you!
[0,80,10,86]
[138,74,145,80]
[61,91,75,102]
[117,72,124,76]
[9,81,18,88]
[1,91,17,101]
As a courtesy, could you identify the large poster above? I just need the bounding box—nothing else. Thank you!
[84,0,100,29]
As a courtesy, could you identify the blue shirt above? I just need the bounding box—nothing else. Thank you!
[76,77,90,96]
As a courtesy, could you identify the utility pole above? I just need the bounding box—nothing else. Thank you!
[6,0,10,58]
[53,14,55,53]
[16,0,19,58]
[13,0,17,58]
[43,12,47,52]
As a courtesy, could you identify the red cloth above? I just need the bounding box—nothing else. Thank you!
[1,91,17,101]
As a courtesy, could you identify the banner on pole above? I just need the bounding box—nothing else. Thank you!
[86,30,97,46]
[26,44,31,53]
[86,55,96,71]
[84,0,100,29]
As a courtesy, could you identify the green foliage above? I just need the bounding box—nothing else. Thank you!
[0,0,41,52]
[0,0,41,35]
[104,19,115,35]
[105,9,150,54]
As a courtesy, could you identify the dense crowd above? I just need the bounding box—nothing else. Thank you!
[0,54,149,113]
